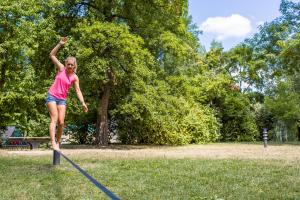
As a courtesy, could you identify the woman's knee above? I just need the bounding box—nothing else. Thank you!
[50,119,58,124]
[58,121,65,127]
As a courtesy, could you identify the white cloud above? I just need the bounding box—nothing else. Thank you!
[200,14,252,40]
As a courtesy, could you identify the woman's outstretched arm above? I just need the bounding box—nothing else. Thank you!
[74,76,88,113]
[49,37,67,72]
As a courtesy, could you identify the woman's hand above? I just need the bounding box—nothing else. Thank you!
[59,37,68,45]
[82,102,88,113]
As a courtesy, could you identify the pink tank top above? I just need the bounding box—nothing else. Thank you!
[48,68,76,100]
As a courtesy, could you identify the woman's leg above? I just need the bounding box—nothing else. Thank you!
[57,105,66,146]
[47,102,58,149]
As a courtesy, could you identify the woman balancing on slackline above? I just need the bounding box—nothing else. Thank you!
[46,37,88,150]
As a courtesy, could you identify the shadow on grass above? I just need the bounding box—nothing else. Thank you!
[217,141,300,146]
[60,143,177,150]
[60,141,300,150]
[266,141,300,146]
[59,142,300,151]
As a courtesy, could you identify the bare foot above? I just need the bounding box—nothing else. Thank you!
[51,143,60,151]
[53,145,60,151]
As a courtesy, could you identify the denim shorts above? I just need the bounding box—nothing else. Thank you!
[45,93,66,105]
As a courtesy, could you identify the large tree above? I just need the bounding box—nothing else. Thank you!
[229,0,300,141]
[0,0,59,135]
[2,0,272,145]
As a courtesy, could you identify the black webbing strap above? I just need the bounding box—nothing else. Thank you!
[57,150,120,200]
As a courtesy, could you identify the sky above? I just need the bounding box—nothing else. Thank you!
[188,0,298,50]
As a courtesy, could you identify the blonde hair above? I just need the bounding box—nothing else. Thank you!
[65,56,77,73]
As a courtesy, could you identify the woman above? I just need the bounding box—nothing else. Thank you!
[46,37,88,150]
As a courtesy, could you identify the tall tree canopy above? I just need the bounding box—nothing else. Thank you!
[2,0,299,144]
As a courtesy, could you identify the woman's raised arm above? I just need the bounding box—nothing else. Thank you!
[49,37,67,72]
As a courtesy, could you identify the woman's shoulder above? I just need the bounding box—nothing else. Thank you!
[57,67,66,73]
[72,73,79,82]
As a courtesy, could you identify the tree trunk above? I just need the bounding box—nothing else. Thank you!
[297,126,300,141]
[95,67,113,145]
[0,64,6,89]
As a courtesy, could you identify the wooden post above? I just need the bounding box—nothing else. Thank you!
[263,128,268,148]
[53,150,60,165]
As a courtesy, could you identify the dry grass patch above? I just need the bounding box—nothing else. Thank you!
[3,143,300,161]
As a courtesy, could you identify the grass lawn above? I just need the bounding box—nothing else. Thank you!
[0,144,299,200]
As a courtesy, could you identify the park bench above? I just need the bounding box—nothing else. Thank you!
[1,126,69,150]
[6,137,50,150]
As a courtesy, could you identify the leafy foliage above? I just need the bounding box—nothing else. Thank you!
[114,79,220,144]
[4,0,299,144]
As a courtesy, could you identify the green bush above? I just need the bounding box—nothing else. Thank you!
[220,94,259,141]
[113,82,220,144]
[64,124,95,144]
